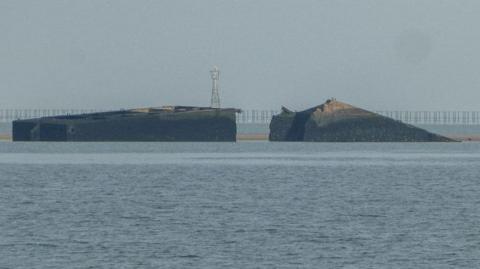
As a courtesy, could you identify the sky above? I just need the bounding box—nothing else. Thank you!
[1,0,480,111]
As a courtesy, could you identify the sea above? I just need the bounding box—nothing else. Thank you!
[0,141,479,268]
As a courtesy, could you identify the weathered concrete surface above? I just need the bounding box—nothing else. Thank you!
[13,106,240,142]
[269,99,456,142]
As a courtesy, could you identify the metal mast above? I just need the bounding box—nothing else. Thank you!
[210,66,220,108]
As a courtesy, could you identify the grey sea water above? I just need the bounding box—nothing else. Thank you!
[0,142,479,268]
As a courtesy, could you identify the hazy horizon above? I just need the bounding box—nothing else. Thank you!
[1,1,480,111]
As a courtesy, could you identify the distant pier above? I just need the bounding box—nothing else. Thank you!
[2,108,480,142]
[2,109,480,125]
[0,109,107,123]
[237,110,480,125]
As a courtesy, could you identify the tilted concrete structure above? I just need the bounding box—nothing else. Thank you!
[269,99,455,142]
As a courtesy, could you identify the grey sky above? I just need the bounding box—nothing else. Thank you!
[1,0,479,110]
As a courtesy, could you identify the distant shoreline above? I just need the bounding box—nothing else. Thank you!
[448,135,480,142]
[1,133,479,142]
[0,134,11,141]
[0,134,269,142]
[237,134,268,141]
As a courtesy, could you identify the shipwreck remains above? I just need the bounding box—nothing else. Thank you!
[13,106,240,142]
[269,99,455,142]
